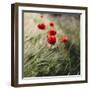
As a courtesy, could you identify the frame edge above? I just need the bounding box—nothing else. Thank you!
[11,3,19,87]
[13,2,88,10]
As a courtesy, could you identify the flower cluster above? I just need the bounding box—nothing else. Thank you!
[48,30,56,44]
[37,15,69,45]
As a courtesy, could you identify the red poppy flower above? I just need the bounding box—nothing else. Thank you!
[61,35,69,43]
[48,35,56,44]
[48,30,56,36]
[37,23,46,30]
[49,22,54,27]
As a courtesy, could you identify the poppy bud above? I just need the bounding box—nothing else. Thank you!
[61,35,69,43]
[37,23,46,30]
[49,22,54,27]
[40,15,44,18]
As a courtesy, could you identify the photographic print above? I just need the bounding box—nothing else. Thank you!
[11,3,88,87]
[23,12,80,77]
